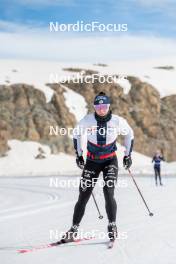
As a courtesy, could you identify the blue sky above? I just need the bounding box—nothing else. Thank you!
[0,0,176,61]
[0,0,176,36]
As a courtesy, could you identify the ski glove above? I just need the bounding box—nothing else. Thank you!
[123,155,132,169]
[76,156,84,170]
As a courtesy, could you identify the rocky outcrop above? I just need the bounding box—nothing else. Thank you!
[0,120,9,156]
[160,95,176,161]
[65,76,176,161]
[0,83,76,156]
[0,76,175,161]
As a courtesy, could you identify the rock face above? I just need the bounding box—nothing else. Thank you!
[0,120,9,156]
[160,95,176,161]
[0,83,76,156]
[65,76,176,161]
[0,77,175,161]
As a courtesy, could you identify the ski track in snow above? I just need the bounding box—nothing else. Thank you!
[0,176,176,264]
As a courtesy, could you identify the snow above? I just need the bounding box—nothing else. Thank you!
[75,58,176,97]
[0,59,175,264]
[115,143,176,175]
[0,59,88,116]
[91,57,176,97]
[61,84,87,121]
[0,174,176,263]
[0,135,176,264]
[0,140,175,177]
[0,60,55,102]
[0,58,176,102]
[115,76,131,94]
[0,140,79,177]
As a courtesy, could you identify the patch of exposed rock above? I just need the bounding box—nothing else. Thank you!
[0,83,76,156]
[64,76,175,161]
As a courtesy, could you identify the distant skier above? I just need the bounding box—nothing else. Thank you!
[61,92,134,243]
[152,150,164,186]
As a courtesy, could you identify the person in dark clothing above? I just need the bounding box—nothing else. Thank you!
[62,92,134,242]
[73,158,118,226]
[152,150,164,186]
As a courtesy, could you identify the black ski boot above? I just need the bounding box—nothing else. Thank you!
[61,225,79,243]
[107,222,117,241]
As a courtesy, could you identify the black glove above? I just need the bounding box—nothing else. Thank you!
[76,155,84,169]
[123,155,132,169]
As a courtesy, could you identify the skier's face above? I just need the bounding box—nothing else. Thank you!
[94,104,110,116]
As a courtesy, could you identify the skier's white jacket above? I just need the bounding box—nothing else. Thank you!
[73,113,134,161]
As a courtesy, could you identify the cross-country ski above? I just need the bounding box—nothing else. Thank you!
[17,237,95,254]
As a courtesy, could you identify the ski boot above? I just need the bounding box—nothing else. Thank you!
[107,222,118,241]
[61,224,79,243]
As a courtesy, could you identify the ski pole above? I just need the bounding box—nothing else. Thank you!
[91,192,103,219]
[128,169,154,217]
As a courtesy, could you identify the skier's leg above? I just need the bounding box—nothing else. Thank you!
[72,160,101,225]
[103,157,118,240]
[154,167,158,185]
[61,161,101,242]
[156,167,160,185]
[103,158,118,222]
[158,167,162,185]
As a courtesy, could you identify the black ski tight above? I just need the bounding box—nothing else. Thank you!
[154,166,162,184]
[73,158,118,225]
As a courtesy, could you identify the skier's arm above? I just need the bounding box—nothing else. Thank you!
[73,117,87,157]
[160,156,165,161]
[73,117,87,169]
[119,118,134,169]
[121,118,134,156]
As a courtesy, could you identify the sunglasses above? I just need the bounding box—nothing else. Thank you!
[94,104,110,111]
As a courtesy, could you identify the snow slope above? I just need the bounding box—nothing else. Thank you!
[61,84,87,121]
[0,140,175,177]
[0,140,79,177]
[0,175,176,264]
[0,58,175,99]
[92,57,176,97]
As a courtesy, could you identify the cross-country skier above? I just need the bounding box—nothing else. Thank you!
[152,150,164,186]
[61,92,134,243]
